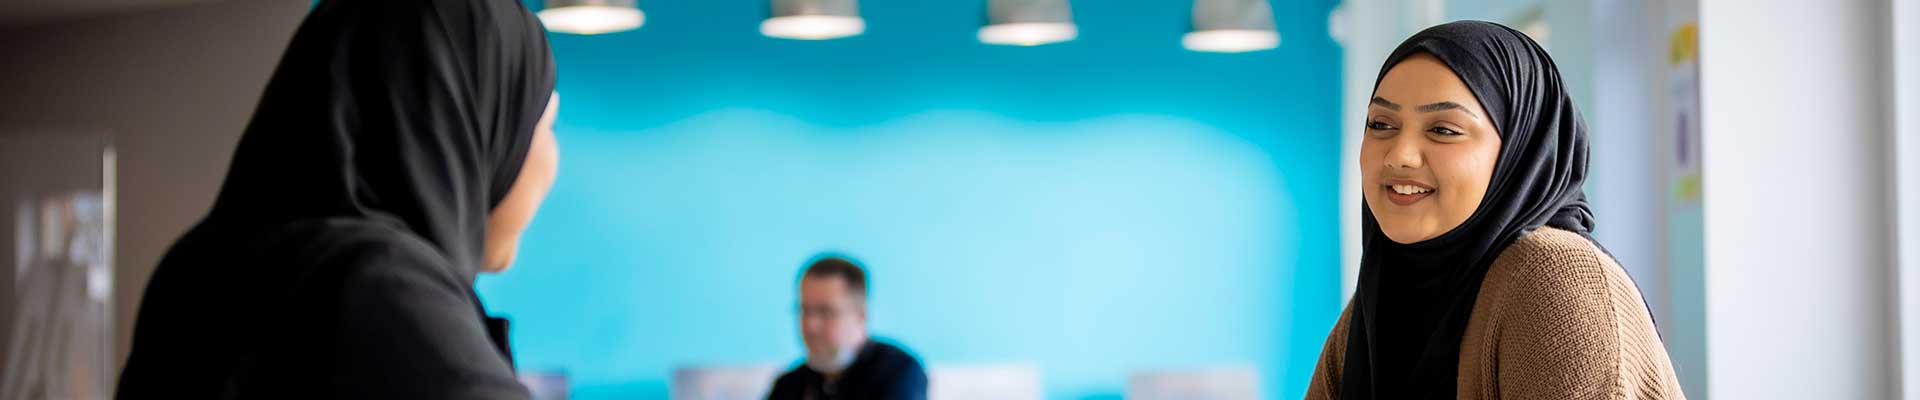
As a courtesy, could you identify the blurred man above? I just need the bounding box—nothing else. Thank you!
[767,256,927,400]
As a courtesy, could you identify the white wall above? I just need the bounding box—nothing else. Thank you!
[0,0,308,373]
[1699,0,1896,398]
[1894,0,1920,397]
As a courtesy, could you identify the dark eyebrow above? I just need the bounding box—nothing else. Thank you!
[1369,96,1400,111]
[1417,101,1481,119]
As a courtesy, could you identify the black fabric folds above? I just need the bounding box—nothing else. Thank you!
[116,0,554,398]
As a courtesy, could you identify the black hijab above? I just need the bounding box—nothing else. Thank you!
[118,0,554,397]
[1339,21,1595,398]
[205,0,556,274]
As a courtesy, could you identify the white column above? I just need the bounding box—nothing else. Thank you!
[1699,0,1896,398]
[1892,0,1920,397]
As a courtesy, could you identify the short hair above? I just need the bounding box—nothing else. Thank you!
[800,255,868,300]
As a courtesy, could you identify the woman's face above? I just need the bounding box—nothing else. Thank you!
[1362,54,1502,244]
[483,92,560,272]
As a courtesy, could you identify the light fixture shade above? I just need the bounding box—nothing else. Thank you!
[538,0,644,35]
[1184,0,1279,53]
[762,0,865,40]
[979,0,1077,46]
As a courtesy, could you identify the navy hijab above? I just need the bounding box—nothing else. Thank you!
[1341,20,1596,398]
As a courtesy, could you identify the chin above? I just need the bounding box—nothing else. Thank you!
[481,237,525,272]
[481,252,515,273]
[1378,222,1440,244]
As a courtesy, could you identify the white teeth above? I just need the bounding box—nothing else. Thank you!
[1390,184,1432,195]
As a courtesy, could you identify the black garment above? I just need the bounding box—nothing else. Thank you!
[768,340,929,400]
[115,0,555,398]
[1340,21,1598,399]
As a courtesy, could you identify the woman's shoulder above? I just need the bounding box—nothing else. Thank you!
[1474,227,1685,398]
[1477,226,1661,345]
[1496,226,1610,267]
[1487,226,1621,294]
[1478,225,1647,325]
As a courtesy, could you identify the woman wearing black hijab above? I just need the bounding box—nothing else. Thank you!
[1304,21,1682,399]
[115,0,558,398]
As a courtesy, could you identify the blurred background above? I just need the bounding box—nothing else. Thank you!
[0,0,1914,399]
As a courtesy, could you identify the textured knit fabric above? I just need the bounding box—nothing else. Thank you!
[1307,227,1685,399]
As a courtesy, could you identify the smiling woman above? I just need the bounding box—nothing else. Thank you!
[1305,21,1684,399]
[1359,52,1501,245]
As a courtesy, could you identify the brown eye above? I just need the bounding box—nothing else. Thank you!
[1366,120,1395,131]
[1429,126,1463,136]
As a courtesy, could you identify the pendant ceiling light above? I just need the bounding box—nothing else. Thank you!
[979,0,1077,46]
[1184,0,1280,53]
[538,0,645,35]
[762,0,865,40]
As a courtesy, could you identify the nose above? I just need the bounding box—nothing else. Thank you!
[1383,134,1422,170]
[801,315,822,335]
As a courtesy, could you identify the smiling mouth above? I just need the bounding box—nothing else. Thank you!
[1384,183,1434,205]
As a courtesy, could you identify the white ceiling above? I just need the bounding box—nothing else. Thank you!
[0,0,232,27]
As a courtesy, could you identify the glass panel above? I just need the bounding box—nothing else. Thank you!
[0,132,114,400]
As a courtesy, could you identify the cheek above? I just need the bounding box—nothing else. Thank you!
[528,133,561,201]
[1432,146,1498,216]
[499,138,559,229]
[1357,141,1384,191]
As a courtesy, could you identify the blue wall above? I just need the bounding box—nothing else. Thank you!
[478,1,1343,399]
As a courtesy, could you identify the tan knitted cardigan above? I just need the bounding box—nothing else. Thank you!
[1305,227,1685,399]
